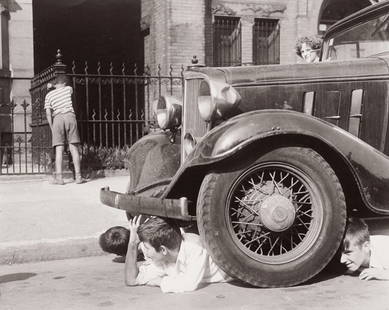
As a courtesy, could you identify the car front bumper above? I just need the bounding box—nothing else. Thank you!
[100,187,195,221]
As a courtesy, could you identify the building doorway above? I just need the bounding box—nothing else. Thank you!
[32,0,143,73]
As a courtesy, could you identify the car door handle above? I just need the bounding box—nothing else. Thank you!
[324,115,340,120]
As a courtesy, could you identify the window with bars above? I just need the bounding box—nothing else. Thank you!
[213,16,242,66]
[253,18,280,65]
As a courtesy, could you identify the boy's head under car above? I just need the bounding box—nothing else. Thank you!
[341,218,370,274]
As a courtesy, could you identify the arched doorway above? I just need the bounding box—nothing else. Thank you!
[318,0,373,34]
[32,0,143,73]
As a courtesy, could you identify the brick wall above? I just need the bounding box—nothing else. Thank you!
[142,0,207,72]
[168,0,206,69]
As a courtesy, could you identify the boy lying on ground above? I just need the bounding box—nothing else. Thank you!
[99,226,144,263]
[341,217,389,280]
[125,215,231,293]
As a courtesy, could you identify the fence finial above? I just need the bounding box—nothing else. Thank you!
[191,55,199,64]
[56,49,63,65]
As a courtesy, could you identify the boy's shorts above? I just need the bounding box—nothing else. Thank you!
[52,112,80,147]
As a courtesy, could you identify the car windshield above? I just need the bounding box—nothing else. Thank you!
[322,11,389,61]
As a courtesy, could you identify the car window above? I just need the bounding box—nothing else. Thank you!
[323,12,389,61]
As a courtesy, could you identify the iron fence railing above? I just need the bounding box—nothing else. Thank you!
[68,61,184,148]
[0,96,51,175]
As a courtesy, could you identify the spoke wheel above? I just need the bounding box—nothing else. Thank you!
[197,147,346,287]
[227,163,323,264]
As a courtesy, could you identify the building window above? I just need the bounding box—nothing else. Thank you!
[213,16,241,66]
[253,18,280,65]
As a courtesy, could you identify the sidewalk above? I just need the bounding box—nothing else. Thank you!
[0,174,130,265]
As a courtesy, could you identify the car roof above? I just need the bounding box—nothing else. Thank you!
[324,0,389,40]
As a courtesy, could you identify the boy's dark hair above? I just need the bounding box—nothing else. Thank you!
[99,226,130,256]
[343,217,370,251]
[55,74,69,85]
[295,36,322,57]
[137,217,182,251]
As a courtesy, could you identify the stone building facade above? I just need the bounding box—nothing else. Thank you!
[0,0,33,158]
[141,0,372,70]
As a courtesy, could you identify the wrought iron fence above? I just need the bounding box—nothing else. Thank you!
[69,61,184,148]
[253,18,280,65]
[1,50,186,175]
[0,97,51,175]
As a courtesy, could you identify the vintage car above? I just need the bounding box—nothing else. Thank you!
[101,1,389,287]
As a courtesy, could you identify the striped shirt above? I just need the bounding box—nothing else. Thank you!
[44,86,74,117]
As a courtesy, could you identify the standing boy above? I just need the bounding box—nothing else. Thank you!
[45,74,83,184]
[125,216,231,293]
[341,217,389,280]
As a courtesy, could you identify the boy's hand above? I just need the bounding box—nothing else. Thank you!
[128,215,143,245]
[359,268,389,280]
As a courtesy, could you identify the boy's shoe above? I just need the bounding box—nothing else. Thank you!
[50,173,65,185]
[75,174,85,184]
[52,178,65,185]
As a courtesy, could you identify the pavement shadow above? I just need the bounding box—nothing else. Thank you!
[0,272,37,284]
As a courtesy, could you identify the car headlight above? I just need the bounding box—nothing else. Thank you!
[155,96,182,130]
[197,80,241,122]
[197,80,214,122]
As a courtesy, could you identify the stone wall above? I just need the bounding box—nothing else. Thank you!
[0,0,33,150]
[9,0,33,137]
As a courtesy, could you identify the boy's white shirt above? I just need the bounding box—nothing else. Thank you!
[136,233,230,293]
[369,235,389,269]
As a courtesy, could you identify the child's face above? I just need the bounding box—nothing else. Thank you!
[340,239,370,273]
[301,43,319,63]
[141,241,168,267]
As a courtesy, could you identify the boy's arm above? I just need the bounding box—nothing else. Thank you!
[124,241,139,286]
[359,268,389,281]
[45,109,53,130]
[124,216,142,286]
[44,93,53,130]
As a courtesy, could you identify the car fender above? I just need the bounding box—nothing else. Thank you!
[126,130,180,195]
[166,110,389,214]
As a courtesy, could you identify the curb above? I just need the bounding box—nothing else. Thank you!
[0,236,106,265]
[0,174,48,183]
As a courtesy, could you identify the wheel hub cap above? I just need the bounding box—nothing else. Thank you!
[260,194,296,232]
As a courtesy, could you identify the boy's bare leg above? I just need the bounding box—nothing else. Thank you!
[69,143,84,183]
[53,145,65,185]
[55,145,64,174]
[69,143,80,174]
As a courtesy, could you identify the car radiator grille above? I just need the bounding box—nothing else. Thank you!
[182,79,208,162]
